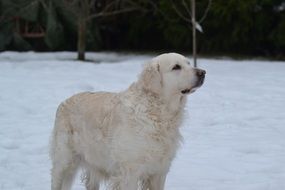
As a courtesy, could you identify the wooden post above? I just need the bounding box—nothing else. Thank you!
[191,0,197,67]
[77,0,88,61]
[77,18,86,61]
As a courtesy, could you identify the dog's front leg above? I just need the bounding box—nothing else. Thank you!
[147,173,167,190]
[118,180,137,190]
[110,175,138,190]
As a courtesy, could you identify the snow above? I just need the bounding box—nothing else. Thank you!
[0,52,285,190]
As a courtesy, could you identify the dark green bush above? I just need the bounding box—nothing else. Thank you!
[0,0,284,58]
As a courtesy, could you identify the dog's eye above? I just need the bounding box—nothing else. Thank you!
[172,64,181,70]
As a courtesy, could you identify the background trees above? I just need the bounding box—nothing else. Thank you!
[54,0,142,60]
[1,0,285,59]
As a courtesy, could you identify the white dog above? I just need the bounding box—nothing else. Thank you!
[50,53,206,190]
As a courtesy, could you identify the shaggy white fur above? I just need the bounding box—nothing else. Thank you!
[50,53,205,190]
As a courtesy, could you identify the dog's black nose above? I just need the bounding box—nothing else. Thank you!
[196,69,206,77]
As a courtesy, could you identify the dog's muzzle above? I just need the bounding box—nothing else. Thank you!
[195,68,206,87]
[181,69,206,94]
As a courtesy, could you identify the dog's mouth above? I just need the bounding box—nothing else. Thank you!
[181,88,198,95]
[181,78,205,95]
[181,89,191,94]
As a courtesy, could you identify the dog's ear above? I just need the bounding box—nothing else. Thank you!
[139,62,162,95]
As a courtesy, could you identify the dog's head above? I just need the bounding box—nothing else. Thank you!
[139,53,206,96]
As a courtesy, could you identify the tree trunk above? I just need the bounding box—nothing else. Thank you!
[77,18,86,61]
[192,0,197,67]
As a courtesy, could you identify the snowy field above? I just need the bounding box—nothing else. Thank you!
[0,52,285,190]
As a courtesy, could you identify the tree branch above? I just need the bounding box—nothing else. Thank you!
[142,1,176,22]
[171,0,191,23]
[182,0,192,18]
[198,0,212,23]
[62,0,81,16]
[87,7,139,21]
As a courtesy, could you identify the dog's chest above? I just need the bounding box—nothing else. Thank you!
[108,95,184,173]
[111,109,181,172]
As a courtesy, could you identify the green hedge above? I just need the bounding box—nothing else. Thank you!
[0,0,285,58]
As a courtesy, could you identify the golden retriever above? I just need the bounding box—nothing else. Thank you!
[50,53,206,190]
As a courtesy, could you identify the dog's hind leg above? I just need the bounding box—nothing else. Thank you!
[50,130,79,190]
[51,159,79,190]
[50,106,79,190]
[50,129,79,190]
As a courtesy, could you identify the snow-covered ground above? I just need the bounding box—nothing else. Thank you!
[0,52,285,190]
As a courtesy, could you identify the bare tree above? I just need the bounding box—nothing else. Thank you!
[62,0,143,61]
[170,0,212,67]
